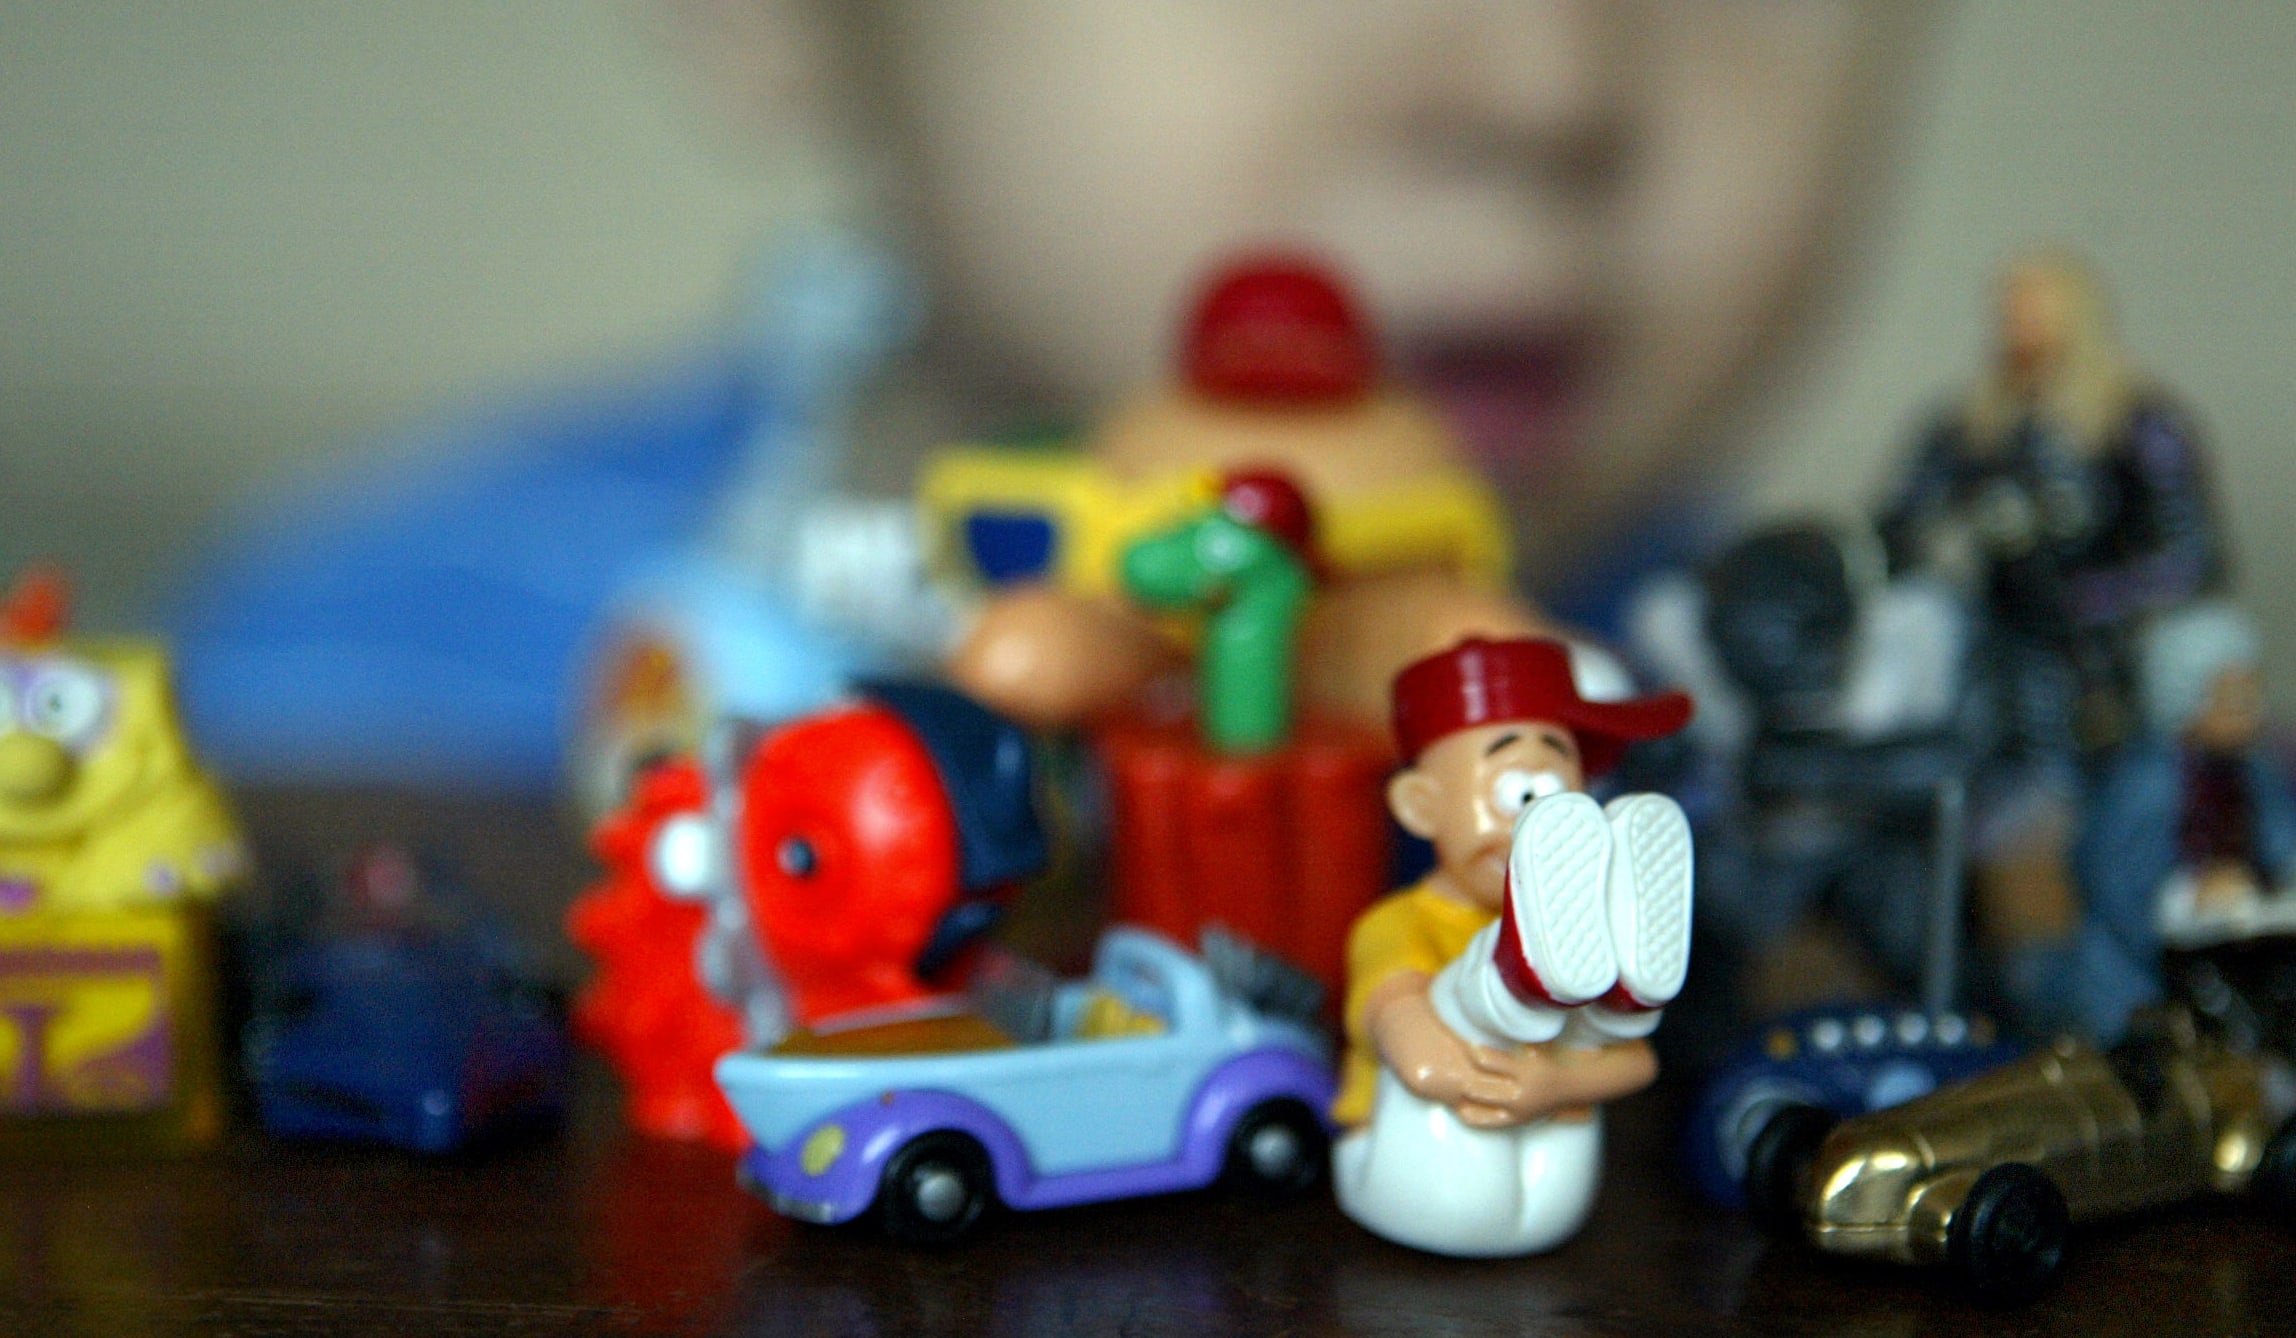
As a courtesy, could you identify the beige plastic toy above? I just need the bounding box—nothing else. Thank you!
[938,256,1548,736]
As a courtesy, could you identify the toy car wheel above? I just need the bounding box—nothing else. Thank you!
[877,1132,996,1245]
[1947,1163,2067,1305]
[1223,1099,1328,1199]
[2251,1114,2296,1221]
[1743,1102,1838,1234]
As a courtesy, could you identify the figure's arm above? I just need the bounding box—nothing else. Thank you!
[2068,405,2223,627]
[1363,972,1657,1129]
[943,585,1183,729]
[1876,420,1966,579]
[1471,1038,1659,1127]
[1362,971,1519,1122]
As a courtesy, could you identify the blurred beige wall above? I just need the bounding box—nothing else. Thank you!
[0,1,780,620]
[4,2,2295,713]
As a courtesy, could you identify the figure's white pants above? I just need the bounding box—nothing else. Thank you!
[1333,1069,1604,1258]
[1334,792,1686,1256]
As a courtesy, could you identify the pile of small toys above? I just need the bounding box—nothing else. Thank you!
[0,568,568,1158]
[565,247,2296,1298]
[18,246,2296,1311]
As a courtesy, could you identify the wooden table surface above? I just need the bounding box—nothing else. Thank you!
[7,789,2295,1337]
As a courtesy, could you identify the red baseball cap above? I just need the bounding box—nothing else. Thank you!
[1391,637,1692,776]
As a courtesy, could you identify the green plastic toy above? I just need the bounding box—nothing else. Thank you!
[1120,472,1317,754]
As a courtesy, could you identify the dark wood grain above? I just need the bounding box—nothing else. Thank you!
[5,790,2291,1337]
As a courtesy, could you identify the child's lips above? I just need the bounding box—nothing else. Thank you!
[1402,329,1591,479]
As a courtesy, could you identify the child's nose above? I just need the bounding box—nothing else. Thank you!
[1374,0,1627,186]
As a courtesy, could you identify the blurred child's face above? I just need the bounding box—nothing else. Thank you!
[860,1,1926,581]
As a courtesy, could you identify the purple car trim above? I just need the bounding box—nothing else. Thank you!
[746,1046,1335,1224]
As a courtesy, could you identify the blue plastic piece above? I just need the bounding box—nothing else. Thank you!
[864,681,1046,893]
[963,511,1059,584]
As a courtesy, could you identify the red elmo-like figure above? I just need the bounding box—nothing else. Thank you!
[571,693,1029,1149]
[730,705,961,1023]
[568,760,747,1148]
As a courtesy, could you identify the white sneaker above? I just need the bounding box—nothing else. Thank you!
[1600,793,1693,1011]
[1494,792,1617,1007]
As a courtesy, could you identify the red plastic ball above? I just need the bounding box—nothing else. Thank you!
[1182,255,1375,405]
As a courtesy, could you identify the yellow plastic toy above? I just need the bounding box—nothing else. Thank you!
[919,444,1511,599]
[0,572,245,913]
[0,569,241,1145]
[938,256,1548,734]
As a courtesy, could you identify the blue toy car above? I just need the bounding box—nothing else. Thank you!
[245,934,568,1153]
[1685,1003,2022,1209]
[718,927,1335,1243]
[243,849,570,1153]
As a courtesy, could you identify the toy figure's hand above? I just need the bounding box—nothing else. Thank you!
[1367,979,1508,1113]
[945,586,1184,730]
[1367,975,1659,1128]
[1454,1039,1658,1129]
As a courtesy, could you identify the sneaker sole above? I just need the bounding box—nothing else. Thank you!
[1605,793,1693,1008]
[1504,792,1616,1005]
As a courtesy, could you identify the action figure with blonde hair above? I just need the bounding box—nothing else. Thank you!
[1879,250,2229,1009]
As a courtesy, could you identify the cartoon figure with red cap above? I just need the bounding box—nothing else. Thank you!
[1332,636,1693,1256]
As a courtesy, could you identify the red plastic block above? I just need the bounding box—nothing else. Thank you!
[1099,713,1392,1004]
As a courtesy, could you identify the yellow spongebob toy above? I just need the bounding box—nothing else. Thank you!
[0,569,240,1145]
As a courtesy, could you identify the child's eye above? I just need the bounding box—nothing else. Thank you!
[1489,768,1566,817]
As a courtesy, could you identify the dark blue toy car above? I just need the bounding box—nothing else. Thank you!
[1684,1003,2021,1208]
[243,848,569,1153]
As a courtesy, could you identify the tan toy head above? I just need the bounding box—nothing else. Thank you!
[1385,637,1691,910]
[1389,718,1587,912]
[1090,256,1471,503]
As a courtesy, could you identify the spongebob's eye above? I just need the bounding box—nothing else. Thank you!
[1490,768,1566,817]
[21,663,107,745]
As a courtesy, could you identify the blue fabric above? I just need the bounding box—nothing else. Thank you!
[167,358,767,790]
[164,233,918,793]
[2054,738,2296,1041]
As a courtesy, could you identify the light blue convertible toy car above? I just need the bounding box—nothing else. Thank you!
[717,927,1336,1243]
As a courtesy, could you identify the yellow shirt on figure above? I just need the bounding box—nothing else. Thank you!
[1332,880,1493,1126]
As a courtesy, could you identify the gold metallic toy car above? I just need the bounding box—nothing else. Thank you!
[1745,1006,2296,1303]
